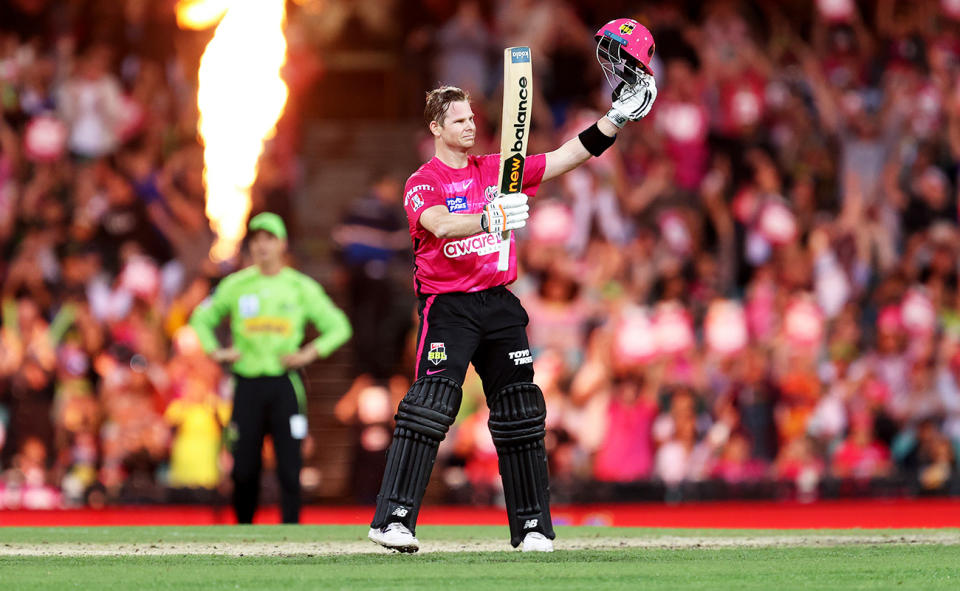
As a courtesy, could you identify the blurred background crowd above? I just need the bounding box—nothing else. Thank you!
[3,0,960,510]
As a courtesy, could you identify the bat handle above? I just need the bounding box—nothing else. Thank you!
[497,230,511,271]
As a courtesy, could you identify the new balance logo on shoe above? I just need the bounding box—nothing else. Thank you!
[523,519,538,529]
[391,507,409,517]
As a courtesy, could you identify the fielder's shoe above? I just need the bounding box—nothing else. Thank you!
[368,523,420,553]
[521,532,554,552]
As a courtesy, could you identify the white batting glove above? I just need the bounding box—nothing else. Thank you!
[606,74,657,128]
[481,193,529,234]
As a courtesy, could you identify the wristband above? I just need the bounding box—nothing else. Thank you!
[578,123,617,157]
[480,212,489,233]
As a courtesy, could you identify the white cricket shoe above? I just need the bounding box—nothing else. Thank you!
[368,523,420,553]
[521,532,554,552]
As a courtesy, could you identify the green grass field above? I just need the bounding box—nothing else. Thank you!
[1,525,959,590]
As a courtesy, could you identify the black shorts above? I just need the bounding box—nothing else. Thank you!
[413,286,534,395]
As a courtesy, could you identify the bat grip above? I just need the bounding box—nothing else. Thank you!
[497,230,511,271]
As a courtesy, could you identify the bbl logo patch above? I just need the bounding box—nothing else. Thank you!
[619,22,635,35]
[428,342,447,365]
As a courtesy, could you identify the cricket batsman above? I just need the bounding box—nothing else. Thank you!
[190,212,352,524]
[368,19,657,552]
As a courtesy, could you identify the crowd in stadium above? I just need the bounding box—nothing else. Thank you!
[3,0,960,509]
[0,0,287,508]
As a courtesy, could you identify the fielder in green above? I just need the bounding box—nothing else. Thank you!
[190,212,352,523]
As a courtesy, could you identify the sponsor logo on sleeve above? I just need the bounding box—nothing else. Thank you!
[404,184,433,207]
[445,195,468,212]
[428,342,447,365]
[411,195,424,211]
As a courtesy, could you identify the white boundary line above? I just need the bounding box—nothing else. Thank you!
[2,533,959,556]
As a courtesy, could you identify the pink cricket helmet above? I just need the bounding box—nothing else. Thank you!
[595,18,655,89]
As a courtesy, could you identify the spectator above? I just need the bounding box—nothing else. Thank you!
[831,410,892,480]
[592,375,657,482]
[332,170,411,382]
[57,44,124,160]
[162,328,229,490]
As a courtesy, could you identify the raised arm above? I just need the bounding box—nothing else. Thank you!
[543,77,657,183]
[542,117,620,183]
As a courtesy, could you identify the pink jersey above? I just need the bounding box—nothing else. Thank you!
[403,153,546,294]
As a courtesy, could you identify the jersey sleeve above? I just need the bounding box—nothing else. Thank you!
[300,277,352,358]
[188,278,234,354]
[521,153,547,197]
[403,173,444,227]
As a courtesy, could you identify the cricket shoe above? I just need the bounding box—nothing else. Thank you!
[521,532,554,552]
[368,523,420,553]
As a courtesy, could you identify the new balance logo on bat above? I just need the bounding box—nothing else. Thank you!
[510,76,529,153]
[500,154,524,194]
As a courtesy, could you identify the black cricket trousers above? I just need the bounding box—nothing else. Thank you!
[231,374,305,524]
[413,285,534,391]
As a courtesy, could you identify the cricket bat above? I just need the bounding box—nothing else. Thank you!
[496,46,533,272]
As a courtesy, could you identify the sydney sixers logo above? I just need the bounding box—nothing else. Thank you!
[484,185,498,202]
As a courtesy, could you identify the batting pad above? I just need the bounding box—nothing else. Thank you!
[488,382,555,547]
[371,375,462,533]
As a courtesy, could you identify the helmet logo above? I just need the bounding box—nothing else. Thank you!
[619,22,635,35]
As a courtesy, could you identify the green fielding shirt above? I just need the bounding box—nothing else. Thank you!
[189,266,352,378]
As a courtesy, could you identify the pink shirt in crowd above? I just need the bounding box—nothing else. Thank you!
[593,396,658,482]
[403,153,546,295]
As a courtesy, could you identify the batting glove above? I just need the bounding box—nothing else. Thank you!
[481,193,529,234]
[606,74,657,128]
